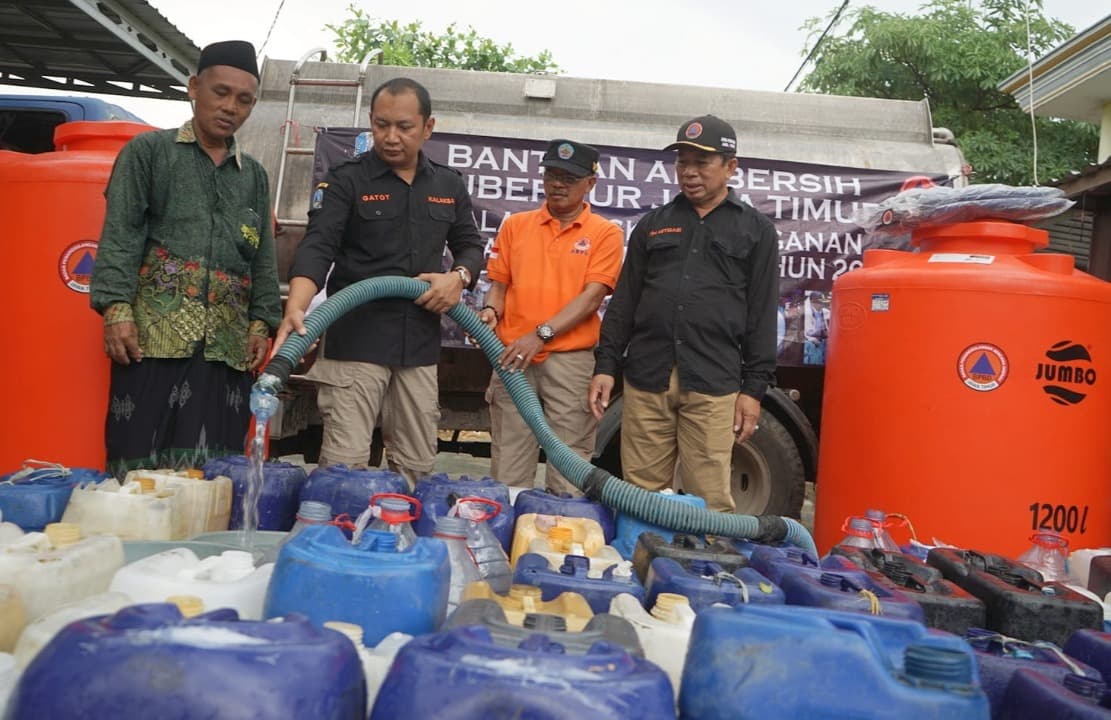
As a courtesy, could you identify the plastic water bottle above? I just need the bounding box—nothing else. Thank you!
[354,131,373,156]
[839,516,884,550]
[289,501,333,538]
[433,516,482,613]
[1017,531,1069,582]
[367,494,420,551]
[451,497,512,594]
[863,509,901,552]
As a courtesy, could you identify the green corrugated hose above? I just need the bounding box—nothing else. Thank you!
[255,276,816,554]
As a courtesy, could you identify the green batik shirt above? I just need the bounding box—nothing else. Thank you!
[90,121,281,371]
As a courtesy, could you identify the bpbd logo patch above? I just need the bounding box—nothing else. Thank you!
[1036,340,1096,406]
[59,240,98,293]
[957,343,1008,392]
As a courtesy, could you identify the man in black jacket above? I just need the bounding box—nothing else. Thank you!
[589,115,779,512]
[278,78,484,485]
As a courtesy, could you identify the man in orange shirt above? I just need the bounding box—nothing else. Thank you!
[479,139,624,494]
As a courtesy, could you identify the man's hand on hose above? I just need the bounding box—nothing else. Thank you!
[415,271,465,314]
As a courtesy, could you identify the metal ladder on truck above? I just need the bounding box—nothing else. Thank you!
[272,48,381,231]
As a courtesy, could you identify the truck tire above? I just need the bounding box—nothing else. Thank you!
[591,406,806,519]
[728,411,806,519]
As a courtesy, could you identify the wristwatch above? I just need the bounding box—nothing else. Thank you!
[452,266,471,286]
[536,323,556,343]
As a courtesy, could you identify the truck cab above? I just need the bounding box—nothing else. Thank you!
[0,95,146,153]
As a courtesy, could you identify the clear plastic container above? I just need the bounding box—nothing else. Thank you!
[432,516,482,613]
[1017,532,1069,582]
[289,501,333,537]
[363,494,419,551]
[450,497,512,593]
[609,592,694,699]
[863,509,901,552]
[838,516,886,551]
[0,523,124,620]
[124,469,232,536]
[61,477,188,540]
[12,591,131,668]
[109,547,273,619]
[0,585,26,652]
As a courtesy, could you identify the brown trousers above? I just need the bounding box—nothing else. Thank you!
[487,350,597,495]
[308,356,438,488]
[621,367,737,512]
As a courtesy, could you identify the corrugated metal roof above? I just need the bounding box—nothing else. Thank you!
[1048,156,1111,193]
[0,0,200,101]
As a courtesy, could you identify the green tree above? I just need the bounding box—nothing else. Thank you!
[799,0,1098,185]
[326,8,561,74]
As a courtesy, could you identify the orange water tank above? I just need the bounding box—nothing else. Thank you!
[814,221,1111,557]
[0,121,154,471]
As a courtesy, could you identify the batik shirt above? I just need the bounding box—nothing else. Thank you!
[90,121,281,371]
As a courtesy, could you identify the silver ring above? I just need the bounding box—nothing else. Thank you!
[516,354,524,360]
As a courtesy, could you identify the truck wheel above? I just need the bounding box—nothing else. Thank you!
[731,411,806,518]
[591,409,806,519]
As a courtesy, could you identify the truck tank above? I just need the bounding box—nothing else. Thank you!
[236,54,968,517]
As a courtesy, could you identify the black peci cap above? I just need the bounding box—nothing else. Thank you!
[541,139,600,177]
[197,40,260,80]
[664,115,737,154]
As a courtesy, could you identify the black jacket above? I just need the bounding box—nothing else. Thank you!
[595,189,779,399]
[291,150,485,367]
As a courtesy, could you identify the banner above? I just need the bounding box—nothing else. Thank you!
[311,129,948,366]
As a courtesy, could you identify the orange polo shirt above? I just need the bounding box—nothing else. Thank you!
[487,203,624,363]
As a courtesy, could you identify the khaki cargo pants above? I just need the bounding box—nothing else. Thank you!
[621,367,737,513]
[307,355,438,488]
[487,349,596,495]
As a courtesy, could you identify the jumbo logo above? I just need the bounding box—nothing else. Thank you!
[1036,340,1097,406]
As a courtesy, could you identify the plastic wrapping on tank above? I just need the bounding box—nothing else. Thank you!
[860,184,1073,236]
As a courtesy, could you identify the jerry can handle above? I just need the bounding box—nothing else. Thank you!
[450,495,502,522]
[369,492,422,521]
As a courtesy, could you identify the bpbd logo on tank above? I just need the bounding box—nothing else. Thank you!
[58,240,98,293]
[1036,340,1097,406]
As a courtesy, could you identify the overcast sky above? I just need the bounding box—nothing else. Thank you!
[5,0,1107,127]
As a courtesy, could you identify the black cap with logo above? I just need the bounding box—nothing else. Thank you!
[664,115,737,154]
[541,139,600,178]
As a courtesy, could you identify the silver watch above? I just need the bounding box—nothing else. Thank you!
[452,266,470,286]
[536,323,555,343]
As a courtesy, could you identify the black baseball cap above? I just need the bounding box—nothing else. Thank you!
[664,115,737,154]
[541,139,600,178]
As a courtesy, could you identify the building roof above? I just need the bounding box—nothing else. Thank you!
[0,0,201,101]
[998,14,1111,123]
[1048,155,1111,200]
